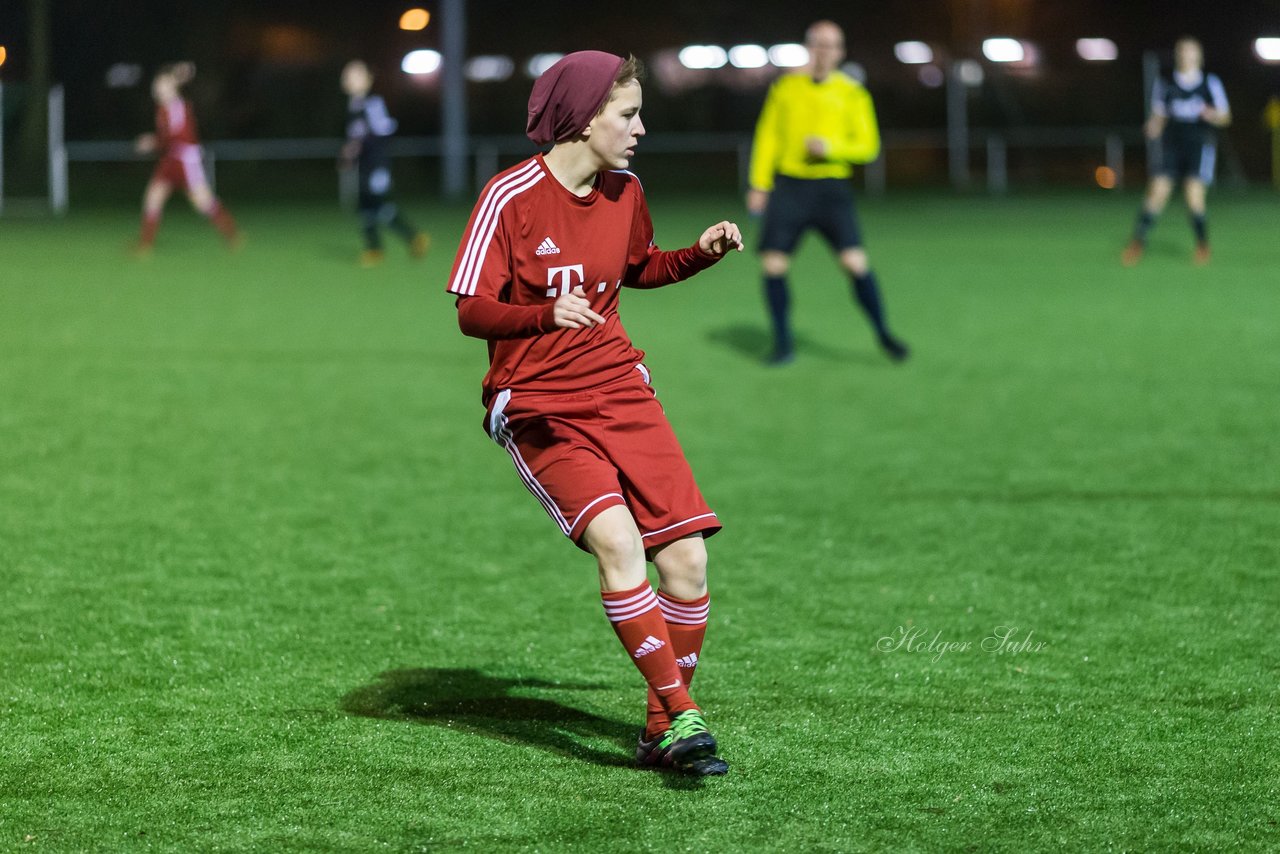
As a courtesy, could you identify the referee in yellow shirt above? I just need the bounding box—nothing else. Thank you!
[747,20,909,364]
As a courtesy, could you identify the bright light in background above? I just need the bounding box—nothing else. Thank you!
[1256,38,1280,62]
[678,45,728,70]
[1095,166,1117,189]
[918,65,945,88]
[105,62,143,88]
[526,53,564,78]
[894,41,933,64]
[768,43,809,68]
[465,55,514,82]
[957,59,984,86]
[982,38,1025,63]
[399,8,430,31]
[0,45,7,68]
[728,44,768,69]
[401,49,441,75]
[1076,38,1118,61]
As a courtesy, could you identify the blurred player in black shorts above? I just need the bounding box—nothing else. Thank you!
[340,61,429,268]
[1123,38,1231,267]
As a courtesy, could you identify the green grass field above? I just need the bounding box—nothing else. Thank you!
[3,190,1279,852]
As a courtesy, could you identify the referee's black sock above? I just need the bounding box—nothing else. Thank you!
[1190,213,1208,245]
[1132,210,1157,245]
[852,272,891,340]
[853,272,910,361]
[763,276,793,358]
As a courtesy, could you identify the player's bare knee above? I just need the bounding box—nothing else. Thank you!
[652,537,708,598]
[761,252,790,277]
[839,248,869,276]
[583,511,645,580]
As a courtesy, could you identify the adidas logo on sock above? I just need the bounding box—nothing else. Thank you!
[535,236,560,256]
[676,653,699,669]
[633,635,666,658]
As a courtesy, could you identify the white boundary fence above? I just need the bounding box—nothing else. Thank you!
[2,78,1184,215]
[54,127,1151,209]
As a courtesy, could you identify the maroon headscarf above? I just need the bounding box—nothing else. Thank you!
[526,51,626,146]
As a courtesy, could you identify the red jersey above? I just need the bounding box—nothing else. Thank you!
[155,98,200,158]
[447,155,719,404]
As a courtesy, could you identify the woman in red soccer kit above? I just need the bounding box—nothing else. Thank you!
[446,52,742,775]
[133,63,240,254]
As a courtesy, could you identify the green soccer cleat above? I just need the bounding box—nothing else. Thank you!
[635,709,728,775]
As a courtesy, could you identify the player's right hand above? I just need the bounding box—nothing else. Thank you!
[746,189,770,216]
[134,133,157,154]
[553,286,605,330]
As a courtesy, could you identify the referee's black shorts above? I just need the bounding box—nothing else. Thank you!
[759,175,863,255]
[1156,128,1217,186]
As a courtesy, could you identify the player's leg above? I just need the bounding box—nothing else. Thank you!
[1124,175,1174,265]
[836,246,909,361]
[1186,141,1215,264]
[357,165,386,266]
[819,183,909,361]
[758,177,806,364]
[644,535,709,736]
[584,507,715,770]
[489,389,711,768]
[184,161,241,248]
[367,173,428,258]
[137,176,173,253]
[595,382,725,773]
[760,250,795,363]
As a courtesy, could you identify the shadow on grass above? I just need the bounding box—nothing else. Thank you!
[339,667,638,769]
[706,323,878,365]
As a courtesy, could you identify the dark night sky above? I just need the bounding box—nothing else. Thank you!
[3,0,1279,155]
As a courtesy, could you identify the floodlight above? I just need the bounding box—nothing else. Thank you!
[402,49,442,75]
[1255,38,1280,62]
[768,43,809,68]
[728,45,769,69]
[1076,38,1118,61]
[982,38,1024,63]
[894,41,933,64]
[678,45,728,70]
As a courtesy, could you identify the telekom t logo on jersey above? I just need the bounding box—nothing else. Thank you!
[545,264,584,298]
[545,264,624,298]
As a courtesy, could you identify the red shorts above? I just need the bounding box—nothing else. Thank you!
[152,148,207,191]
[485,366,721,552]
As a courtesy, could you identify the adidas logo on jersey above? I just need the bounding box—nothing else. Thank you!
[535,236,560,256]
[633,635,666,658]
[676,653,699,669]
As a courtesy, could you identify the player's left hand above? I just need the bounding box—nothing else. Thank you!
[1200,107,1229,127]
[804,136,829,161]
[698,221,744,257]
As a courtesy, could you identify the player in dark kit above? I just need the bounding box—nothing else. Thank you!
[340,61,429,268]
[446,52,742,775]
[747,20,908,365]
[1123,37,1231,267]
[134,63,240,255]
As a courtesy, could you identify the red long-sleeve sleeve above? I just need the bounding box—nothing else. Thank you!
[456,295,558,340]
[626,243,721,290]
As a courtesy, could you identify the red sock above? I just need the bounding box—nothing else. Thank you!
[207,200,239,242]
[139,211,161,247]
[601,582,697,721]
[645,590,709,737]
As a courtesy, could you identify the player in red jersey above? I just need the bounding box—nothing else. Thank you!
[133,63,240,255]
[446,52,742,775]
